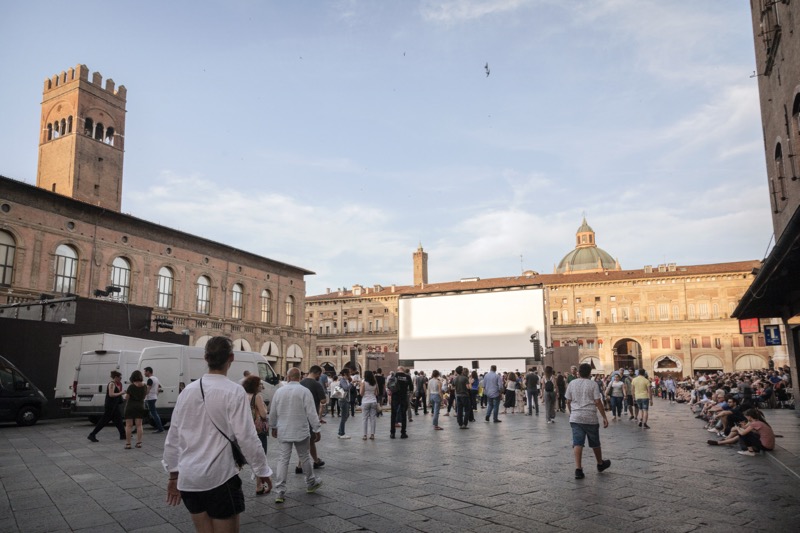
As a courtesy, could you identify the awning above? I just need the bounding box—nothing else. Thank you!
[734,206,800,319]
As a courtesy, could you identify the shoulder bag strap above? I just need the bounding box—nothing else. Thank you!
[199,378,235,445]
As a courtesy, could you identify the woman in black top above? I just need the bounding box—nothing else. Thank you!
[87,371,126,442]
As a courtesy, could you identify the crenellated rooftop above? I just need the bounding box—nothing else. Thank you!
[43,64,126,100]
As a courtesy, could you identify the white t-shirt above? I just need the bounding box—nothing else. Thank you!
[146,375,161,401]
[565,378,602,425]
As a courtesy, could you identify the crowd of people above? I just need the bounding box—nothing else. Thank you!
[686,368,792,456]
[148,335,796,532]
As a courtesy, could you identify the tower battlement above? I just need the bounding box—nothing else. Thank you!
[42,64,127,101]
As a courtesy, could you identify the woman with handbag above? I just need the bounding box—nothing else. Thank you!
[336,369,353,439]
[243,375,270,495]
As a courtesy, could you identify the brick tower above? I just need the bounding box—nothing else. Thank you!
[36,64,127,212]
[413,243,428,286]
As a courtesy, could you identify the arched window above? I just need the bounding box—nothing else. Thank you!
[47,123,53,141]
[95,122,104,141]
[196,276,211,314]
[67,116,73,133]
[105,127,115,146]
[260,289,272,323]
[84,117,93,136]
[60,119,66,137]
[0,230,16,285]
[156,267,174,309]
[774,143,787,205]
[231,283,244,319]
[110,257,131,302]
[54,244,78,293]
[285,295,295,327]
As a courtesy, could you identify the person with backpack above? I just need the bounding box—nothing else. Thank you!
[525,367,540,416]
[541,366,557,423]
[389,366,412,439]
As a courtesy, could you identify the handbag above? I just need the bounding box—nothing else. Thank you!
[331,385,345,400]
[250,395,268,434]
[200,379,247,469]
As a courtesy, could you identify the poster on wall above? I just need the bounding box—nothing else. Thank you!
[739,318,760,334]
[764,325,782,346]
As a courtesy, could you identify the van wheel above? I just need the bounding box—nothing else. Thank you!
[16,406,39,426]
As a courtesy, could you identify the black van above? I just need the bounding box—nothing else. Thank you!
[0,355,47,426]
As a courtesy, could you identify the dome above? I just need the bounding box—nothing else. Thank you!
[556,246,617,274]
[555,218,620,274]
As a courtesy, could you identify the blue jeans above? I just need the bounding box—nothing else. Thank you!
[610,396,623,417]
[486,396,501,421]
[338,400,350,435]
[456,395,470,427]
[145,399,164,431]
[430,394,441,427]
[526,390,539,414]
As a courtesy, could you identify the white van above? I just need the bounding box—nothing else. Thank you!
[55,333,178,410]
[137,346,281,423]
[71,350,144,422]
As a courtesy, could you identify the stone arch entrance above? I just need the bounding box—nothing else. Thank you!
[693,354,724,374]
[734,354,767,371]
[653,355,683,380]
[612,338,642,371]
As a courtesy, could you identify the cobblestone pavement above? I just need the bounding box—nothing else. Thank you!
[1,400,799,532]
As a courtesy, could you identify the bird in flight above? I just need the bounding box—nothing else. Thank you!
[485,62,490,77]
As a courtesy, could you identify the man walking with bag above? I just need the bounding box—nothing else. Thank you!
[164,336,272,532]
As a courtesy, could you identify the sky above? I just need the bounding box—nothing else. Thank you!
[0,1,773,296]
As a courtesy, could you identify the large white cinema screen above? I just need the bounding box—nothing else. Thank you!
[398,288,545,366]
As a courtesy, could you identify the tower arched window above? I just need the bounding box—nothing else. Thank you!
[94,122,104,141]
[231,283,244,320]
[105,127,115,146]
[54,244,78,294]
[285,295,296,327]
[110,257,131,302]
[261,289,272,323]
[47,123,53,141]
[67,116,73,133]
[773,143,788,208]
[60,119,66,137]
[157,267,174,309]
[196,276,211,314]
[0,230,16,286]
[84,117,93,136]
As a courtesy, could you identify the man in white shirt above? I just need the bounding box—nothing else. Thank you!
[565,363,610,480]
[164,336,273,532]
[269,367,322,504]
[144,367,164,433]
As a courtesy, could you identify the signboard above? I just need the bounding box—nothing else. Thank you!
[764,325,782,346]
[739,318,760,334]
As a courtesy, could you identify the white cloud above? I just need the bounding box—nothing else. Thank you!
[420,0,530,24]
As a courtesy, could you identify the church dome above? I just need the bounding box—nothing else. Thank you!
[555,218,620,274]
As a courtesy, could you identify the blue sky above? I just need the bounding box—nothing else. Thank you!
[0,1,771,295]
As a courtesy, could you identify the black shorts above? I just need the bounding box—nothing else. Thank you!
[181,475,244,519]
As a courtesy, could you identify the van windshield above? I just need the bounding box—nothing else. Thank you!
[257,362,275,382]
[0,364,29,391]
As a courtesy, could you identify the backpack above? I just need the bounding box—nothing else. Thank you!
[387,375,398,392]
[544,377,554,393]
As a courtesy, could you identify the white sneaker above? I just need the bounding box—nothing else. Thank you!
[707,427,719,432]
[737,450,756,456]
[338,435,351,439]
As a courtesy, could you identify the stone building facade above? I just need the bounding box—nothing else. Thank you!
[735,0,800,400]
[307,224,782,377]
[0,65,314,374]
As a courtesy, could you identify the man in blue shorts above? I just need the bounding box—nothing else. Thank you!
[564,363,610,479]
